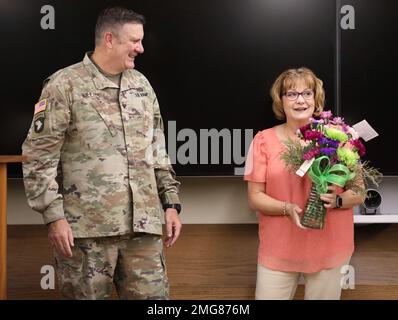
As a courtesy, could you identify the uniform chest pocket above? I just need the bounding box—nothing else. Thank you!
[124,93,154,136]
[73,99,119,148]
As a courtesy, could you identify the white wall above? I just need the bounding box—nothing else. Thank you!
[6,176,398,225]
[6,176,257,225]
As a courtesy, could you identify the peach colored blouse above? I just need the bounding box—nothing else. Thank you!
[244,127,354,273]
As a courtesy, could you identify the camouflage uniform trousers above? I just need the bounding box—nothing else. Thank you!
[53,232,169,300]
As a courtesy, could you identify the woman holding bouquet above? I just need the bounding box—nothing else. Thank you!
[244,67,365,300]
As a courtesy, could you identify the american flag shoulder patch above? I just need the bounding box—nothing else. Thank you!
[34,99,48,115]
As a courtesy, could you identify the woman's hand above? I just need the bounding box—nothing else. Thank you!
[320,185,337,209]
[286,203,307,230]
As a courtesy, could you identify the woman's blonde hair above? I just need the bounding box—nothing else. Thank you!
[270,67,325,120]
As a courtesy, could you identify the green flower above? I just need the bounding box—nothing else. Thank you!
[325,128,348,142]
[337,147,359,167]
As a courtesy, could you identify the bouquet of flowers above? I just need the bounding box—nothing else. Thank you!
[281,110,382,229]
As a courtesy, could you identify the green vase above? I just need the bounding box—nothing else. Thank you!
[300,184,327,229]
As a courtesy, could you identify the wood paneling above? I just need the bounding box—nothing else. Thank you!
[0,163,7,300]
[6,224,398,300]
[0,156,26,300]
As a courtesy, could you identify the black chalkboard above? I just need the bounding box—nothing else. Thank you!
[1,0,336,177]
[341,0,398,175]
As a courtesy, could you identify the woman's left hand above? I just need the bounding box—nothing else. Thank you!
[320,185,338,209]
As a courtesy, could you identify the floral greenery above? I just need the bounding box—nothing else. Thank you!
[345,161,383,197]
[280,138,305,172]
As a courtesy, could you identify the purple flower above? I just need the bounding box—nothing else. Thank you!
[320,147,337,156]
[318,137,340,148]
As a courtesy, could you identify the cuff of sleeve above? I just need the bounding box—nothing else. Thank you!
[162,192,180,206]
[42,201,65,225]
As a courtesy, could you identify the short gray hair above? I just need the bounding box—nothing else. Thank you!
[95,6,145,45]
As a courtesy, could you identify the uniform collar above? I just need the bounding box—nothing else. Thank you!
[83,52,140,92]
[83,52,121,90]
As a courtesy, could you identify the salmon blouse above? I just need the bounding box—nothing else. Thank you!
[244,127,354,273]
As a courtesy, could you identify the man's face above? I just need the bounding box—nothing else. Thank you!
[112,23,144,71]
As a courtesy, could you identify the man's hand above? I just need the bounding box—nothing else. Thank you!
[164,209,182,248]
[48,218,74,258]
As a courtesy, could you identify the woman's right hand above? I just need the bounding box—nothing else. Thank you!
[286,203,307,230]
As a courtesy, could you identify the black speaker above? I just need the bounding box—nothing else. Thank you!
[360,189,382,215]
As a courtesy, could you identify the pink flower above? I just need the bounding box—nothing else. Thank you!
[320,111,333,119]
[347,126,359,140]
[328,123,343,131]
[351,139,366,156]
[304,130,324,141]
[332,117,344,125]
[299,124,311,135]
[303,147,320,160]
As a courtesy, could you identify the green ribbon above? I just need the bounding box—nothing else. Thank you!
[308,156,355,194]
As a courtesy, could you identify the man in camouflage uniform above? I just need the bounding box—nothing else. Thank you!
[22,7,182,299]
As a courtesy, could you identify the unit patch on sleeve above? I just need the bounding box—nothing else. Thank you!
[33,115,46,133]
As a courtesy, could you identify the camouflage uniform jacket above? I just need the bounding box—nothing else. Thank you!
[22,53,181,238]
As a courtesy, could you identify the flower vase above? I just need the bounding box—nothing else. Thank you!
[300,184,327,229]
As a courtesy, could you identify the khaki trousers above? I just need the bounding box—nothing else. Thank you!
[255,258,351,300]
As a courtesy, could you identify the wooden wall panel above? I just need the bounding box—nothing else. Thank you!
[6,224,398,300]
